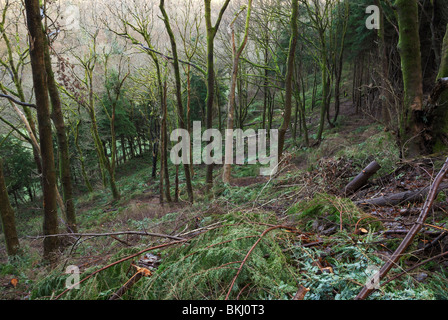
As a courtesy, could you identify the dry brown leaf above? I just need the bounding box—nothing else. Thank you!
[10,278,18,288]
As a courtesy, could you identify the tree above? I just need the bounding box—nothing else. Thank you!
[24,0,59,263]
[0,1,42,188]
[204,0,231,190]
[430,24,448,150]
[42,17,78,233]
[0,158,20,256]
[302,0,333,143]
[222,0,253,183]
[395,0,425,158]
[159,0,194,203]
[105,1,172,202]
[278,0,299,160]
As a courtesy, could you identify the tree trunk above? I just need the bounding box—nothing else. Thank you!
[0,158,20,256]
[162,81,172,203]
[395,0,425,157]
[376,0,392,128]
[25,0,59,263]
[278,0,299,158]
[159,0,194,203]
[431,24,448,151]
[222,1,253,183]
[43,31,78,233]
[204,0,231,191]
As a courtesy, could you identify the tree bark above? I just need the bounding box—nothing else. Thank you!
[204,0,231,191]
[0,158,20,256]
[25,0,59,263]
[43,30,78,233]
[345,161,381,195]
[395,0,425,157]
[430,24,448,151]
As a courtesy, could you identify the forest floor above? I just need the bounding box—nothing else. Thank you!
[2,100,448,300]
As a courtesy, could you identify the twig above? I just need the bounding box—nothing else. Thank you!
[355,156,448,300]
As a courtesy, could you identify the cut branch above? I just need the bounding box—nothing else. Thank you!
[355,183,448,207]
[345,161,381,195]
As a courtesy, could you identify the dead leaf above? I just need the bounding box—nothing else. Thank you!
[10,278,18,288]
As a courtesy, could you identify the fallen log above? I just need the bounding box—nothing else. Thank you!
[345,161,381,196]
[355,183,448,207]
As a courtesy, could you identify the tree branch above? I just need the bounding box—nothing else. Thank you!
[0,93,36,108]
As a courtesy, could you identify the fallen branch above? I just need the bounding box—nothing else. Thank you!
[355,183,448,207]
[29,230,186,241]
[355,156,448,300]
[345,161,381,195]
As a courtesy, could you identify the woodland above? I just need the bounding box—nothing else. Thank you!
[1,0,448,301]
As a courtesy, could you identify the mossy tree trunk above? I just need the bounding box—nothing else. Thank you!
[278,0,299,159]
[0,159,20,256]
[395,0,425,157]
[159,0,194,203]
[431,24,448,150]
[42,29,78,233]
[25,0,59,263]
[439,25,448,80]
[204,0,231,191]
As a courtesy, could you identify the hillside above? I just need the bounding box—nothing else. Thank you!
[2,99,448,301]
